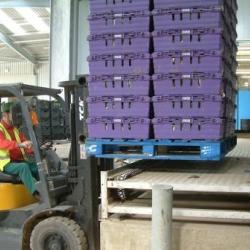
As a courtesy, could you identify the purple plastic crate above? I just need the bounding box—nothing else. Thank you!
[87,117,150,139]
[87,74,151,96]
[152,95,226,117]
[153,117,226,140]
[154,0,237,13]
[88,53,151,75]
[89,0,151,14]
[87,96,150,117]
[153,50,228,74]
[152,7,237,41]
[153,28,232,54]
[88,11,150,34]
[152,73,233,96]
[88,32,150,54]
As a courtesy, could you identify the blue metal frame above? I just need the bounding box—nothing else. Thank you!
[86,137,237,161]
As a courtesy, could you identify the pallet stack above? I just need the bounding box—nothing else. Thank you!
[86,0,237,143]
[86,0,153,139]
[36,100,51,141]
[151,0,238,140]
[36,100,69,141]
[51,101,67,140]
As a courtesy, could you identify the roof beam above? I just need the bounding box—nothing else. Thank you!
[0,0,50,8]
[0,31,36,64]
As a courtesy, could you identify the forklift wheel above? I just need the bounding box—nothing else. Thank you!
[30,216,87,250]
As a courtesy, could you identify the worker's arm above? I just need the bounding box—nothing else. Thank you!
[0,130,19,150]
[19,132,33,154]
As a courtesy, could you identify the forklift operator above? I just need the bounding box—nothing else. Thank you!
[0,102,40,200]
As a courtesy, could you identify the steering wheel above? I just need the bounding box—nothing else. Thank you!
[40,140,53,151]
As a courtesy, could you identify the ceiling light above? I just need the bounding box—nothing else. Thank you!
[0,9,26,35]
[240,76,250,79]
[237,58,250,62]
[237,70,250,75]
[15,7,49,33]
[237,51,250,56]
[244,82,249,87]
[238,46,250,50]
[4,67,10,73]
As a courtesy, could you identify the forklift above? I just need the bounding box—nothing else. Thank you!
[0,81,110,250]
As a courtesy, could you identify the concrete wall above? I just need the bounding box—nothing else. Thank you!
[101,218,250,250]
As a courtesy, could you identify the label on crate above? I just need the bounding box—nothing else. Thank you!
[114,76,122,81]
[182,74,191,79]
[80,144,87,159]
[114,13,123,17]
[181,8,191,13]
[114,98,122,102]
[182,119,191,123]
[181,30,191,35]
[114,119,122,123]
[182,96,191,101]
[114,34,122,38]
[182,52,191,56]
[114,55,122,59]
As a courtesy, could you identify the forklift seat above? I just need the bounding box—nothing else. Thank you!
[0,172,21,184]
[0,173,35,211]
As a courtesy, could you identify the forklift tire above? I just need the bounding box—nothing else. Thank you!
[30,216,87,250]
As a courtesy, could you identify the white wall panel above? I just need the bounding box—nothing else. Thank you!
[0,61,50,87]
[37,63,50,87]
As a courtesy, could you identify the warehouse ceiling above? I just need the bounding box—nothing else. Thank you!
[0,7,50,63]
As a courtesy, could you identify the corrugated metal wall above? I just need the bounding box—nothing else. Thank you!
[0,61,50,87]
[37,63,50,87]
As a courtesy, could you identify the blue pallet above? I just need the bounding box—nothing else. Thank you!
[85,136,237,161]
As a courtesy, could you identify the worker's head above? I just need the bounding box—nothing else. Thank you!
[1,102,13,125]
[29,96,38,110]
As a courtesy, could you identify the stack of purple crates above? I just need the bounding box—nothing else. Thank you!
[87,0,153,139]
[151,0,238,140]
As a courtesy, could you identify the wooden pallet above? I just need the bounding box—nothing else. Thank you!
[86,136,237,161]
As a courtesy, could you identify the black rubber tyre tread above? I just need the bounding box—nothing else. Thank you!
[30,216,87,250]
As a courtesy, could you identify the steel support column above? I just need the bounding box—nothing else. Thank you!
[151,185,173,250]
[50,0,79,88]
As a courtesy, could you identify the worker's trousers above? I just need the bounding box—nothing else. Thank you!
[4,162,39,195]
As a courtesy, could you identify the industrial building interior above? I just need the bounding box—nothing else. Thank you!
[0,0,249,250]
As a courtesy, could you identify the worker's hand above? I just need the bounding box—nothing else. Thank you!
[19,140,33,149]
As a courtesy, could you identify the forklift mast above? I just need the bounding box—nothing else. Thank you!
[60,77,102,250]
